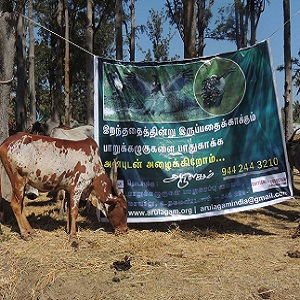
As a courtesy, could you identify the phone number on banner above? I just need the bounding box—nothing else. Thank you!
[221,157,279,177]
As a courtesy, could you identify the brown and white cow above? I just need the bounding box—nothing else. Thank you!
[0,132,128,245]
[50,125,95,219]
[50,125,94,140]
[287,128,300,173]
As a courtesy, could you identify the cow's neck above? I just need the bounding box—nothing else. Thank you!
[92,173,114,202]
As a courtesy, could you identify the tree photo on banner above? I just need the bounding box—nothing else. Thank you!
[94,40,293,223]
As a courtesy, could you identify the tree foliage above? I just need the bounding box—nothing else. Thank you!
[209,0,267,48]
[143,8,176,62]
[292,50,300,96]
[30,0,116,124]
[2,0,299,136]
[293,100,300,123]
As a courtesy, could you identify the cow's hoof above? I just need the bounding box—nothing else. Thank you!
[64,227,69,234]
[21,234,33,241]
[21,229,35,241]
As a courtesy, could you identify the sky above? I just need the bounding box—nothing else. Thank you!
[133,1,300,106]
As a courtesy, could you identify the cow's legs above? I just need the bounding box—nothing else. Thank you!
[65,191,71,233]
[68,191,81,246]
[10,188,35,239]
[57,190,66,220]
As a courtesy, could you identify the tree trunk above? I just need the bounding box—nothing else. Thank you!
[0,1,25,205]
[183,0,196,58]
[198,0,215,56]
[0,1,17,143]
[53,0,64,124]
[234,0,248,49]
[166,0,184,42]
[64,0,70,126]
[283,0,293,140]
[249,0,256,46]
[86,0,94,125]
[28,0,36,126]
[129,0,135,61]
[115,0,123,60]
[15,8,27,132]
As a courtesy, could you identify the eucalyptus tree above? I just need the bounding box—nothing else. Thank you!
[144,8,175,62]
[129,0,135,61]
[166,0,214,58]
[293,100,300,123]
[84,0,116,122]
[210,0,266,49]
[86,0,94,125]
[33,1,60,119]
[123,0,136,61]
[283,0,292,139]
[0,0,27,143]
[183,0,196,58]
[53,0,64,124]
[31,0,116,124]
[64,0,70,126]
[293,51,300,96]
[115,0,123,60]
[15,6,27,132]
[28,0,36,126]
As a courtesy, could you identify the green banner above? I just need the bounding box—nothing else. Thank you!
[94,40,293,222]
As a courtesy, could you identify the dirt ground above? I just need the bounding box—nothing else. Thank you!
[1,174,300,300]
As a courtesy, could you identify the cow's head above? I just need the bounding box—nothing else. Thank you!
[105,162,128,234]
[105,193,128,235]
[90,162,128,234]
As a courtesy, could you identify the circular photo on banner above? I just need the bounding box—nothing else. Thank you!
[194,57,246,116]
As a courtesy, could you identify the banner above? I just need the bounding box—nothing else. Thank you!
[94,40,293,223]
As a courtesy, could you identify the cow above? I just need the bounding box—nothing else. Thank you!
[287,128,300,173]
[0,132,128,246]
[31,118,80,136]
[50,125,95,218]
[286,128,300,235]
[50,125,94,140]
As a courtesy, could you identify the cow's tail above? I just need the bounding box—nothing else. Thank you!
[0,160,6,226]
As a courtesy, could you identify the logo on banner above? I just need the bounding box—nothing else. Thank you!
[251,172,288,193]
[194,57,246,115]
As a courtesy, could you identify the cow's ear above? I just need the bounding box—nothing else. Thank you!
[110,160,122,196]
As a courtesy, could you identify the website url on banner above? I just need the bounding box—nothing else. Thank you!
[128,207,194,217]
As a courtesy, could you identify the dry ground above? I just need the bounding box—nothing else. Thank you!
[1,175,300,300]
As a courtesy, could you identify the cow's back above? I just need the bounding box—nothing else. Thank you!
[0,132,102,192]
[50,125,94,140]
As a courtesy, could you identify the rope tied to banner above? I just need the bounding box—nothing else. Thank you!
[266,9,300,39]
[21,13,95,58]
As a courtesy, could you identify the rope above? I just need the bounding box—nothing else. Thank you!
[266,9,300,40]
[0,76,14,84]
[21,13,95,58]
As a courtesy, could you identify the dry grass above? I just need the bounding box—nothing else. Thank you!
[1,175,300,300]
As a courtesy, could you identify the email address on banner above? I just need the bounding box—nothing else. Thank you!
[200,191,289,212]
[128,191,289,217]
